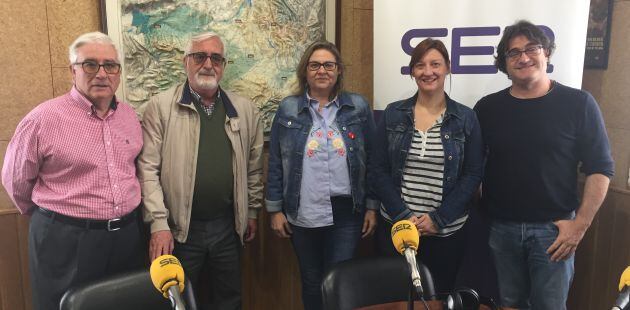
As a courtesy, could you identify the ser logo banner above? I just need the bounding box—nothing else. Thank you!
[399,25,555,75]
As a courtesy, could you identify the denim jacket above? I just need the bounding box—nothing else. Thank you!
[266,92,379,219]
[369,93,483,228]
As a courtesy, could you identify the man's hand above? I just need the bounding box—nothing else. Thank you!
[547,218,589,262]
[270,212,292,238]
[244,218,258,242]
[149,230,174,261]
[361,210,377,238]
[417,214,438,236]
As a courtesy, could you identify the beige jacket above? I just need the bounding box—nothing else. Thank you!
[139,82,263,243]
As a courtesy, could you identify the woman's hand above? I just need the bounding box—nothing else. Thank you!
[417,214,439,235]
[361,210,378,238]
[270,212,293,238]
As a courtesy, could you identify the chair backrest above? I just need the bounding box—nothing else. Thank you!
[321,256,436,310]
[59,270,197,310]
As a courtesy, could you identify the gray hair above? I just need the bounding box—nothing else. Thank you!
[183,32,227,57]
[68,32,120,64]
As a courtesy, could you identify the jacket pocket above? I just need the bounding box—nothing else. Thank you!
[276,116,304,157]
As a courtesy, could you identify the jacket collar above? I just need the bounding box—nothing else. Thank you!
[178,80,238,118]
[396,92,464,120]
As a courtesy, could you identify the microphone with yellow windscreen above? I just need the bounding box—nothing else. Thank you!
[391,219,420,254]
[619,266,630,292]
[150,254,186,310]
[391,220,423,295]
[613,266,630,310]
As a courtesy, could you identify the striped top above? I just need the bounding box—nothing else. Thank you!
[400,116,467,237]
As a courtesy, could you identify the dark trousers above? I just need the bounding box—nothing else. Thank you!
[375,215,466,295]
[174,216,241,310]
[29,208,144,310]
[290,197,364,310]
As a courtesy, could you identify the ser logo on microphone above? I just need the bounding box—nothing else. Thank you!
[391,222,412,237]
[159,257,181,267]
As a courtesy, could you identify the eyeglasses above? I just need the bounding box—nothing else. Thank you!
[187,52,226,66]
[505,45,544,60]
[74,61,121,74]
[307,61,338,71]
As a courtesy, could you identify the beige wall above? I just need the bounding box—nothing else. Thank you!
[0,0,628,310]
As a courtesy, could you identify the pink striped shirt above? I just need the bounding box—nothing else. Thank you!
[1,87,142,219]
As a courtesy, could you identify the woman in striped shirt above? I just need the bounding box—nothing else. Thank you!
[370,38,484,293]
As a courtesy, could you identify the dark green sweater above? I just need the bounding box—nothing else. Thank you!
[191,96,234,220]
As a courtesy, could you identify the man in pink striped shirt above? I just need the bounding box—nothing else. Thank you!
[1,32,144,310]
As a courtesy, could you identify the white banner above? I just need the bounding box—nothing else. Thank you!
[373,0,590,110]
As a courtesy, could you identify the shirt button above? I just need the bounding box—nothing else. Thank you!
[342,126,346,131]
[448,155,453,160]
[444,134,450,139]
[287,121,292,126]
[349,147,353,151]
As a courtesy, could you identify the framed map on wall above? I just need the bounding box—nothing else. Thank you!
[102,0,336,132]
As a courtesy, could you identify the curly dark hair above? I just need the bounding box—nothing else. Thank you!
[495,20,556,74]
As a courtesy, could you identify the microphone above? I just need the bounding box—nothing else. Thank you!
[150,254,187,310]
[612,266,630,310]
[391,219,423,296]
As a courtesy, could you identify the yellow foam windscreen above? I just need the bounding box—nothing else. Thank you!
[149,254,185,298]
[391,220,420,254]
[619,266,630,292]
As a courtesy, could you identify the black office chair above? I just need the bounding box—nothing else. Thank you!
[321,256,436,310]
[59,270,197,310]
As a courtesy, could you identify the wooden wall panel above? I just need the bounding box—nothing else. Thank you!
[569,189,630,310]
[0,212,26,310]
[0,0,53,141]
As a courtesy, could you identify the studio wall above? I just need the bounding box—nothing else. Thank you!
[0,1,629,310]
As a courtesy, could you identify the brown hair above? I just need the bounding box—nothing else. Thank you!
[494,20,555,74]
[295,41,344,98]
[408,38,451,77]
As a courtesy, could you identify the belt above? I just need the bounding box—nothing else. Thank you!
[37,207,137,231]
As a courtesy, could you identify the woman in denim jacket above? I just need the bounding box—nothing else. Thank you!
[265,41,378,310]
[370,38,484,293]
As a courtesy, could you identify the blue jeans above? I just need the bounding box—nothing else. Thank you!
[489,219,574,310]
[290,196,364,310]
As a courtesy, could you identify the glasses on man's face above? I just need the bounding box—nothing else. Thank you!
[187,52,226,66]
[74,61,121,74]
[505,45,543,60]
[307,61,338,71]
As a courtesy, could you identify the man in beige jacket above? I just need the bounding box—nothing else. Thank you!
[138,32,263,310]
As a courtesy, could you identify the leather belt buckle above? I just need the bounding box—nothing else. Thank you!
[107,218,122,231]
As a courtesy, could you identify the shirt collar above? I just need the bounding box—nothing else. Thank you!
[179,80,238,118]
[188,84,221,105]
[70,86,118,113]
[305,90,340,109]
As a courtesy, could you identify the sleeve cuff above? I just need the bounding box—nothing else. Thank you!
[265,199,283,213]
[365,198,380,210]
[428,211,446,229]
[248,208,259,219]
[150,219,171,234]
[392,208,413,222]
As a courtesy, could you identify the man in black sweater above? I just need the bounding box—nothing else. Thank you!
[474,20,614,310]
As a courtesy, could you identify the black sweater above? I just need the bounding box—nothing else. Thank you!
[474,82,614,222]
